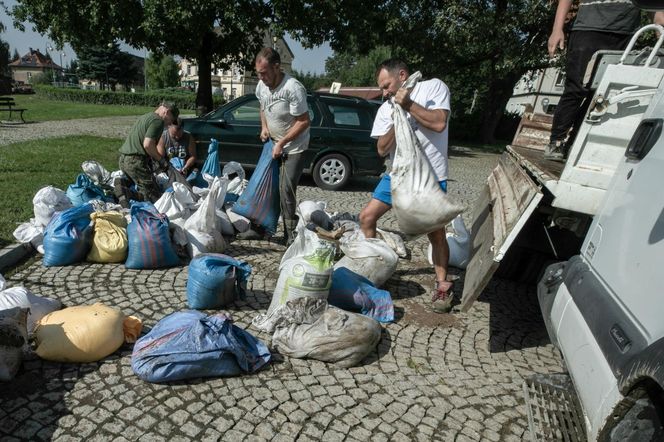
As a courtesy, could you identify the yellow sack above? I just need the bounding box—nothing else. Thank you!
[34,303,142,363]
[87,211,128,263]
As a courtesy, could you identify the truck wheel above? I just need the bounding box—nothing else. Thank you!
[601,388,664,441]
[313,154,351,191]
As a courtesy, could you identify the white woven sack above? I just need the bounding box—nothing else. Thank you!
[335,231,398,287]
[271,297,382,368]
[33,186,72,227]
[81,160,112,186]
[185,178,226,257]
[390,71,464,237]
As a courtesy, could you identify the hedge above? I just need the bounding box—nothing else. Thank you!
[34,85,225,111]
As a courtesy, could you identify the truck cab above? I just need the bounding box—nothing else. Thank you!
[458,14,664,441]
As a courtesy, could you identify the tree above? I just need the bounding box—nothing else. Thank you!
[76,43,138,91]
[291,69,328,91]
[273,0,552,143]
[0,21,10,76]
[146,53,180,90]
[325,46,392,87]
[0,40,9,76]
[10,0,270,112]
[12,49,19,62]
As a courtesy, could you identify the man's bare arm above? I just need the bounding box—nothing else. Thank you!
[272,113,310,158]
[376,127,396,157]
[143,138,161,161]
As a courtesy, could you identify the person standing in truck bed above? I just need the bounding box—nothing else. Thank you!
[545,0,664,161]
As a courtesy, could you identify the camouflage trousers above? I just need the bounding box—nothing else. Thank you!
[115,154,162,208]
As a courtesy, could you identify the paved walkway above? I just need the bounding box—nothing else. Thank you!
[0,116,139,146]
[0,148,563,441]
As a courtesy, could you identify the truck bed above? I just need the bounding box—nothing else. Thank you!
[508,145,565,181]
[507,111,564,181]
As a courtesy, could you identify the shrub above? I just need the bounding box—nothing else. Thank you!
[34,85,225,110]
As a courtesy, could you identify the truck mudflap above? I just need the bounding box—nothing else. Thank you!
[459,151,543,312]
[523,373,587,441]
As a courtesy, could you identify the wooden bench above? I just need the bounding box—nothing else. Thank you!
[0,97,27,123]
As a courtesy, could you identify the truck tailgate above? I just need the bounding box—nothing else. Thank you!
[459,151,544,311]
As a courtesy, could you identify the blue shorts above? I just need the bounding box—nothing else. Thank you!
[372,175,448,206]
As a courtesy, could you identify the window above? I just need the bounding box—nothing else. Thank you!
[222,99,261,123]
[554,70,565,87]
[326,104,367,128]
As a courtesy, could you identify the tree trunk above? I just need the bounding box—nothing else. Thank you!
[195,34,214,114]
[479,71,521,144]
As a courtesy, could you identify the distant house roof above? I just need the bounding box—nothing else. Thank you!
[10,48,62,71]
[317,86,382,100]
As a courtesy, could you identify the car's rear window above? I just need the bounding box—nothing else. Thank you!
[325,104,372,129]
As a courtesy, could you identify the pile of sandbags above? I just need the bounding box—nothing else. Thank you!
[253,224,384,368]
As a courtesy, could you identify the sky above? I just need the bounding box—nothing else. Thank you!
[0,2,332,74]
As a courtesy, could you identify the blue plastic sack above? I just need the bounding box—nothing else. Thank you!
[329,267,395,323]
[131,310,271,383]
[42,204,95,266]
[66,173,113,206]
[125,202,180,269]
[232,140,281,234]
[189,139,221,188]
[187,254,252,309]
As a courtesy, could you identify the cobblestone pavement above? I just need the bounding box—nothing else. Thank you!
[0,148,563,441]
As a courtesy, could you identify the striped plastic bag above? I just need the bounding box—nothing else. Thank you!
[125,202,180,269]
[231,140,281,235]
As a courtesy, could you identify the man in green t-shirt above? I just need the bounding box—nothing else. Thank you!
[115,101,179,207]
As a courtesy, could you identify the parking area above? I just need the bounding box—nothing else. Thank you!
[0,148,563,441]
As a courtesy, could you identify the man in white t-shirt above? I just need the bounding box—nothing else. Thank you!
[239,47,310,245]
[359,59,454,313]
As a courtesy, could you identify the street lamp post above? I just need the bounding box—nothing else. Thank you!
[47,45,55,85]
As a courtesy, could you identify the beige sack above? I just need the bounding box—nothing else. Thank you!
[87,211,128,263]
[34,303,142,363]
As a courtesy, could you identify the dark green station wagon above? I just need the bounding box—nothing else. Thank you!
[183,92,385,191]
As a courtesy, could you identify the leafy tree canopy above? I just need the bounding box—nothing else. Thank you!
[10,0,270,111]
[146,53,180,90]
[76,43,138,91]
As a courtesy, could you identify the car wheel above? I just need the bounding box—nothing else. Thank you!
[313,154,351,191]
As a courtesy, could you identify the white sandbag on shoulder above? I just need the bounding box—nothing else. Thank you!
[0,274,62,333]
[253,227,336,333]
[0,307,28,381]
[335,231,398,287]
[271,297,382,368]
[33,186,73,227]
[427,214,470,269]
[390,72,464,238]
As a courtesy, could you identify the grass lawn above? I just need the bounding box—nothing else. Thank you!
[0,136,121,248]
[8,94,154,122]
